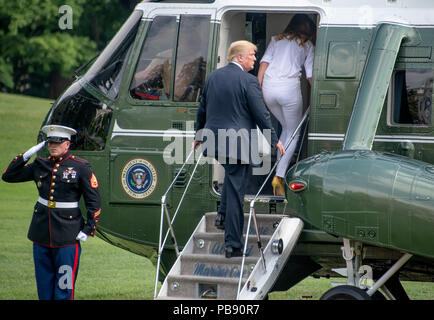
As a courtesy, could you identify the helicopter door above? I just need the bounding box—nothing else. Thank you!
[212,11,316,198]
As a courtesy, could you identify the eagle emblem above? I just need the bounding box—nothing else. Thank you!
[121,158,157,199]
[130,168,148,189]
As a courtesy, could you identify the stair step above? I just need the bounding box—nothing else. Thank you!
[156,212,303,300]
[165,274,245,299]
[205,212,284,234]
[192,232,272,256]
[180,253,258,279]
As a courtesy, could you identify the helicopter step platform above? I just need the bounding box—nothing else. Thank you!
[156,212,303,300]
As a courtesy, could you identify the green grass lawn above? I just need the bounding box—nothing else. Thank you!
[0,92,432,300]
[0,93,158,300]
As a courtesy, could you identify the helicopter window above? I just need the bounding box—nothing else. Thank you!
[391,69,433,126]
[130,16,177,101]
[173,15,210,102]
[45,81,113,151]
[84,10,142,100]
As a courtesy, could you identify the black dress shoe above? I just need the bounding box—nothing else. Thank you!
[225,246,243,258]
[215,212,225,230]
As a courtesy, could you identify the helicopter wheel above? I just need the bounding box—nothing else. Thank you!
[320,285,373,300]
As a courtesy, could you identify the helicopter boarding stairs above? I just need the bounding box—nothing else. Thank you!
[156,211,303,300]
[155,108,310,300]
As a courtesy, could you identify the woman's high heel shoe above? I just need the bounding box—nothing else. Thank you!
[272,176,285,196]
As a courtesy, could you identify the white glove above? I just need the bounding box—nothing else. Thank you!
[23,141,46,161]
[76,231,88,242]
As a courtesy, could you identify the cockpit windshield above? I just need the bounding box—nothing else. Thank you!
[83,10,142,99]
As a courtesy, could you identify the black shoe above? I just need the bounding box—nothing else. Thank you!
[225,246,243,258]
[215,212,225,230]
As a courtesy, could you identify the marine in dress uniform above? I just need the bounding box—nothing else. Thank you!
[2,125,101,300]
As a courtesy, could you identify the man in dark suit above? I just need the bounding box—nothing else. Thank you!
[194,40,285,258]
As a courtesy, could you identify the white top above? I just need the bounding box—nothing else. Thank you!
[261,36,314,81]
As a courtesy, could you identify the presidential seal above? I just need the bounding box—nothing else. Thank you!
[121,158,158,199]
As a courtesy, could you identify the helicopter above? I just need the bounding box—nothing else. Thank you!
[36,0,433,299]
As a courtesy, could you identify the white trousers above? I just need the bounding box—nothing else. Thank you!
[262,78,302,178]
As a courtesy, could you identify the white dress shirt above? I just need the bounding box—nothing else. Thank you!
[230,61,244,71]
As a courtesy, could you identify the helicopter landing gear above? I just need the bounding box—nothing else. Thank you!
[323,238,413,300]
[366,252,412,299]
[320,285,372,300]
[320,285,387,300]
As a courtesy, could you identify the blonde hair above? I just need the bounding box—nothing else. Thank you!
[227,40,257,62]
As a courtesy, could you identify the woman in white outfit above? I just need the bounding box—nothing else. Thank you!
[257,14,315,196]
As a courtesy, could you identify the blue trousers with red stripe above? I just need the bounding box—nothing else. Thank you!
[33,243,81,300]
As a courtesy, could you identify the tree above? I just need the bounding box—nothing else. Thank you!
[0,0,139,98]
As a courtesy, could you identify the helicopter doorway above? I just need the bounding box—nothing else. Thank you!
[212,11,317,200]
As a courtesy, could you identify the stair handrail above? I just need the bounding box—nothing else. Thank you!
[154,148,203,299]
[236,106,310,299]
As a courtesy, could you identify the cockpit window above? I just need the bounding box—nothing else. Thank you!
[130,16,177,100]
[43,81,112,151]
[84,10,142,100]
[173,15,210,102]
[390,69,433,126]
[130,14,210,102]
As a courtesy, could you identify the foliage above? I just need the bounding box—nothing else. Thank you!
[0,0,139,98]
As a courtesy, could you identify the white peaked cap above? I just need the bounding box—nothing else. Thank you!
[41,125,77,142]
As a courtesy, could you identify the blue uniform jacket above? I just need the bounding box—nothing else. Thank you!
[2,151,101,247]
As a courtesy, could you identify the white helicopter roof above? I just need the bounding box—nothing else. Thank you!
[136,0,434,27]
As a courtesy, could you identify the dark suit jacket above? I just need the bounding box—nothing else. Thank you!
[195,63,278,164]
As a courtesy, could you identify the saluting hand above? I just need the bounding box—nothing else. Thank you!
[23,141,46,161]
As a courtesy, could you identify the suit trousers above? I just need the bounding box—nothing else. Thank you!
[33,242,81,300]
[218,162,249,249]
[262,78,303,178]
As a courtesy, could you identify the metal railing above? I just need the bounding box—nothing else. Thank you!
[153,107,310,300]
[154,149,203,299]
[236,106,310,299]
